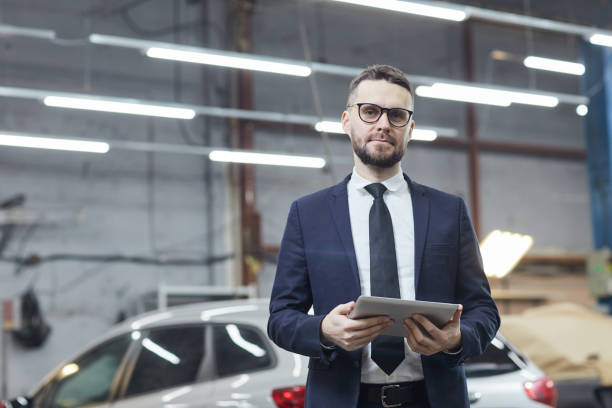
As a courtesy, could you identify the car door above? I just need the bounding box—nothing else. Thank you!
[31,334,132,408]
[201,322,279,407]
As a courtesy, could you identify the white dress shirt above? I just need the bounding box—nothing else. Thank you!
[347,167,425,384]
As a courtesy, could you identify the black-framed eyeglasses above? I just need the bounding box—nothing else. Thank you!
[346,103,413,128]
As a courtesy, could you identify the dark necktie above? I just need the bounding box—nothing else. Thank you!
[365,183,405,375]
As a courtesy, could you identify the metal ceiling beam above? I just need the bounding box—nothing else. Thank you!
[0,85,458,136]
[0,25,589,106]
[0,85,315,124]
[87,33,590,106]
[326,0,612,38]
[459,2,608,38]
[312,62,588,105]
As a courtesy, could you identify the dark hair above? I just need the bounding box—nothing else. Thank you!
[347,64,413,104]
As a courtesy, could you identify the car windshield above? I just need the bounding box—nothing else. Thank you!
[464,337,526,377]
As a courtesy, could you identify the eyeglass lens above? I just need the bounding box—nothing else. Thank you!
[358,103,410,126]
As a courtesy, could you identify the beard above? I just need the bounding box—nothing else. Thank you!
[351,134,405,168]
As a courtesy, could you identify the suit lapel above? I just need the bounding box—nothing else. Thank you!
[405,174,430,294]
[329,175,361,287]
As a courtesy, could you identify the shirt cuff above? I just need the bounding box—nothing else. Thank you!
[442,345,463,355]
[320,341,337,350]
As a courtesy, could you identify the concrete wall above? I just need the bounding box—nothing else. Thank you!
[0,0,593,396]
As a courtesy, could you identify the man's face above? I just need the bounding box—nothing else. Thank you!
[341,80,414,169]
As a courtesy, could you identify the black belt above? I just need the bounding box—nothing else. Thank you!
[359,381,427,408]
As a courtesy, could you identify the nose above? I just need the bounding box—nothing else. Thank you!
[376,111,392,130]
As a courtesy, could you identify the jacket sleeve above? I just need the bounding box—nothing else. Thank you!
[267,200,335,362]
[431,198,501,367]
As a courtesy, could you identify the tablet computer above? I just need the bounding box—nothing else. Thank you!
[348,296,459,337]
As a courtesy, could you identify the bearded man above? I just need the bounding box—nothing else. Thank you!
[268,64,500,408]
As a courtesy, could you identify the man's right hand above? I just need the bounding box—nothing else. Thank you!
[320,301,394,351]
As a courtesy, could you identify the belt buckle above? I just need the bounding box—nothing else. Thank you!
[381,384,401,408]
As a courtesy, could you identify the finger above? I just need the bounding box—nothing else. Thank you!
[403,317,423,339]
[451,304,463,322]
[442,305,463,330]
[347,315,392,330]
[344,319,397,349]
[403,319,423,346]
[404,326,433,355]
[349,332,385,350]
[347,337,375,351]
[404,318,436,349]
[334,301,355,316]
[403,324,421,353]
[342,325,387,351]
[349,320,393,342]
[356,324,397,349]
[342,320,391,345]
[411,314,445,343]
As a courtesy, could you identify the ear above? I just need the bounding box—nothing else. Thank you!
[406,120,415,143]
[341,110,351,137]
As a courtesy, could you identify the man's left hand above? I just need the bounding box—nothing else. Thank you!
[403,304,463,356]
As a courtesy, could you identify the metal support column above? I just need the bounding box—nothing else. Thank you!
[582,41,612,313]
[583,42,612,250]
[463,21,481,239]
[232,0,261,288]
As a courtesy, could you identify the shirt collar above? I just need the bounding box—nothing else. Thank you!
[349,167,405,193]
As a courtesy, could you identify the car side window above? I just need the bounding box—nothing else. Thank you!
[124,326,205,397]
[464,338,520,377]
[212,323,272,377]
[47,335,131,408]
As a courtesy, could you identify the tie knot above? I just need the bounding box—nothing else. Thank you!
[365,183,387,199]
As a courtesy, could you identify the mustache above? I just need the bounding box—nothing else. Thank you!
[368,133,395,145]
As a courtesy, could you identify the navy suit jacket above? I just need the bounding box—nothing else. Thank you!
[268,174,500,408]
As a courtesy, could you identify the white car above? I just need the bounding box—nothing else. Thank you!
[2,299,557,408]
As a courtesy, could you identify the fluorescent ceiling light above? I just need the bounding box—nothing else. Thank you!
[43,96,196,119]
[480,230,533,279]
[416,83,559,108]
[500,89,559,107]
[331,0,466,21]
[315,121,343,134]
[314,121,441,141]
[576,104,588,116]
[416,84,511,106]
[412,129,437,141]
[146,47,312,77]
[523,56,585,76]
[0,132,109,153]
[589,33,612,48]
[209,150,325,168]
